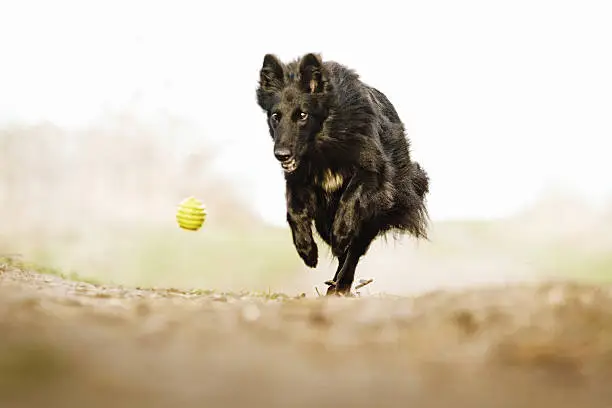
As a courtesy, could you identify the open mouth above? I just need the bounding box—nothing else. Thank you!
[280,157,297,173]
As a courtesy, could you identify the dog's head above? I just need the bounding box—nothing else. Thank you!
[256,53,333,175]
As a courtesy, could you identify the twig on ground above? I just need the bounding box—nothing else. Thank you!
[354,278,374,290]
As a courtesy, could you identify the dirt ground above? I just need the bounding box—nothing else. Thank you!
[2,263,612,408]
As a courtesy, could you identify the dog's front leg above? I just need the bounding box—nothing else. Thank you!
[286,187,318,268]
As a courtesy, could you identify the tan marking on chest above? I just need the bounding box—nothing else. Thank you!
[319,169,344,193]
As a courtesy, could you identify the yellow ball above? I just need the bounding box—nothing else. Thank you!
[176,196,207,231]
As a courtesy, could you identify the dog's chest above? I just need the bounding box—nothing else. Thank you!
[314,169,345,194]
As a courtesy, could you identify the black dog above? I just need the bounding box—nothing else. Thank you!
[256,53,429,295]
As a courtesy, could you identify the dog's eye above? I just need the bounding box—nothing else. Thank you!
[299,112,308,121]
[270,112,280,123]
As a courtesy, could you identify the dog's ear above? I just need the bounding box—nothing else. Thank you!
[259,54,285,92]
[298,53,327,94]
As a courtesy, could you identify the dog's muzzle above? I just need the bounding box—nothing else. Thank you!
[274,147,297,173]
[280,157,297,173]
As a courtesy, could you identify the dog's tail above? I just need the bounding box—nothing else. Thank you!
[390,161,430,241]
[412,162,429,200]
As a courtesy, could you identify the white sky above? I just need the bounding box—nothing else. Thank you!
[1,0,611,226]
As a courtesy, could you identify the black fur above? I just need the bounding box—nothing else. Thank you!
[256,53,430,295]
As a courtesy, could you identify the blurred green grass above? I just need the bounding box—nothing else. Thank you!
[7,216,612,290]
[2,223,301,291]
[534,246,612,284]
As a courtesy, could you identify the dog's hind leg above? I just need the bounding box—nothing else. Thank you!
[324,253,347,287]
[331,169,393,257]
[326,225,379,296]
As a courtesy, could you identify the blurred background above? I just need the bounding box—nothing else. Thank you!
[1,0,611,295]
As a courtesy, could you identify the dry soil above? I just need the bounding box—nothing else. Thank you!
[2,263,612,408]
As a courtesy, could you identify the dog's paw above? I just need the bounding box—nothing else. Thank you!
[297,241,318,268]
[325,282,353,297]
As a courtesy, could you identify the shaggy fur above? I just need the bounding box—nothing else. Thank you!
[256,53,429,295]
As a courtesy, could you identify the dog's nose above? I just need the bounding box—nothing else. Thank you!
[274,148,292,162]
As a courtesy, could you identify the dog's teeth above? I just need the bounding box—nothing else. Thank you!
[281,159,296,173]
[280,158,298,174]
